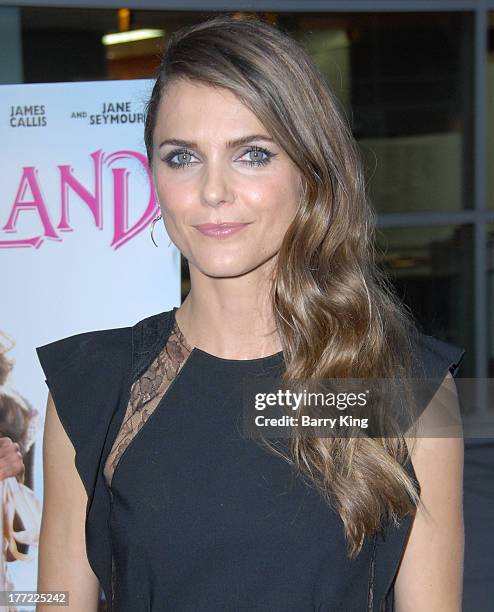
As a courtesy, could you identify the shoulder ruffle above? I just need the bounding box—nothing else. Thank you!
[412,332,465,379]
[36,326,133,503]
[398,332,466,433]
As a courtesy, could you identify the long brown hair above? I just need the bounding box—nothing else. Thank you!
[144,13,426,558]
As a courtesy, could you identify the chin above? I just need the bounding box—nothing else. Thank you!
[190,253,261,278]
[198,263,254,279]
[202,258,277,279]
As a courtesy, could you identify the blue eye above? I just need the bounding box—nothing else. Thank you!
[163,145,275,170]
[239,146,273,167]
[164,148,196,169]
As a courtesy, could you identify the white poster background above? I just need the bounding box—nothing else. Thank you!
[1,79,181,599]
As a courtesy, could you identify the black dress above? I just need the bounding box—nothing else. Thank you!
[36,307,465,611]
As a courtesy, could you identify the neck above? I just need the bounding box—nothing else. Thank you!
[175,263,281,361]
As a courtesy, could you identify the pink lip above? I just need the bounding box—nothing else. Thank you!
[194,222,250,239]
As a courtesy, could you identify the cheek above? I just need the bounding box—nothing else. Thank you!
[253,171,298,209]
[263,177,299,225]
[155,179,189,218]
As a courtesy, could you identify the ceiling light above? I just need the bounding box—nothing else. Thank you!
[102,29,164,46]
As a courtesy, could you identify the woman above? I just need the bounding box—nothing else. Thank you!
[36,14,465,612]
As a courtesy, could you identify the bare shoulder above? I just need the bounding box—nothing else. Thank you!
[394,371,464,611]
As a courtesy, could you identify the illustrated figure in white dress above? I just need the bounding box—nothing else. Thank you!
[0,331,42,612]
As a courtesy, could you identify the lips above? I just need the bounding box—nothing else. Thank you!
[194,222,250,239]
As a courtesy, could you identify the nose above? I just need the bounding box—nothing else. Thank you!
[200,162,236,208]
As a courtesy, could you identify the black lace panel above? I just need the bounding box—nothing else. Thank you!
[103,319,193,488]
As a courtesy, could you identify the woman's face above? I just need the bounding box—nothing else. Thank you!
[151,78,302,279]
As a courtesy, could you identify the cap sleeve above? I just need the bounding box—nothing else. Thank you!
[413,333,466,379]
[396,332,466,435]
[37,331,99,465]
[36,327,132,508]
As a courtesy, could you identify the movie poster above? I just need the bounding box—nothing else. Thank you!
[0,79,181,610]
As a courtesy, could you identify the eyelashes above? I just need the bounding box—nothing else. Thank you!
[162,145,276,170]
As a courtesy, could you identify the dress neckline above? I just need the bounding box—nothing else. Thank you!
[171,306,284,366]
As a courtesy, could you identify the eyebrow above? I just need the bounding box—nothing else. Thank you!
[158,134,275,150]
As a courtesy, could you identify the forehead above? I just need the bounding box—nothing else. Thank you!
[155,78,266,137]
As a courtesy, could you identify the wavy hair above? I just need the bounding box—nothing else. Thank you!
[143,13,426,558]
